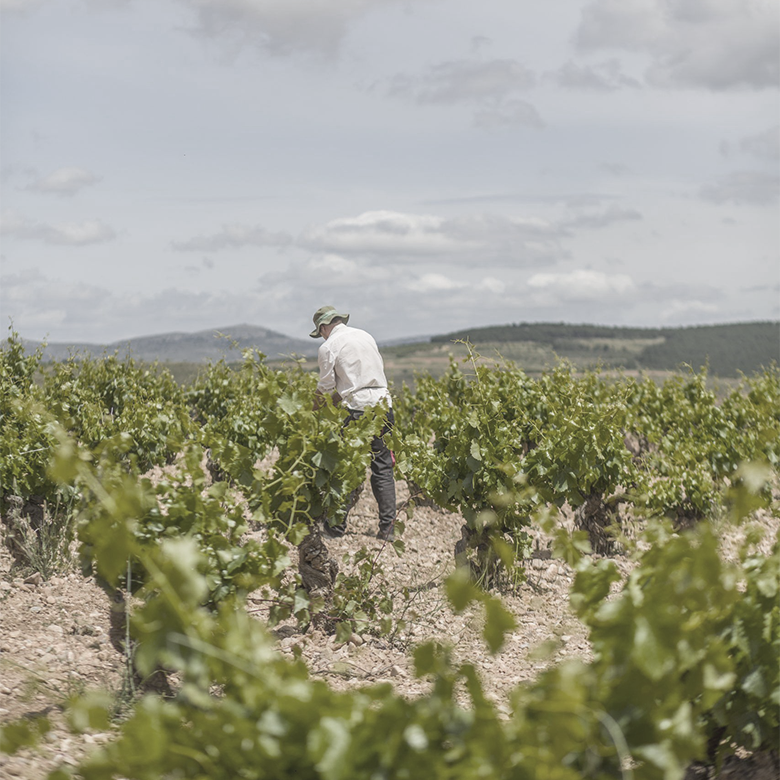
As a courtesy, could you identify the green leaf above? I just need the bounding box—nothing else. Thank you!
[312,717,351,780]
[0,716,50,755]
[66,690,112,733]
[445,568,480,612]
[741,668,767,698]
[483,596,516,654]
[277,394,300,415]
[632,616,668,681]
[413,642,437,676]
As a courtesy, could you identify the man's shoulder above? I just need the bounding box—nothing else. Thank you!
[332,324,374,343]
[343,325,376,343]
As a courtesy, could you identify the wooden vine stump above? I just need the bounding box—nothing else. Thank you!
[1,495,45,565]
[574,493,618,556]
[454,523,500,587]
[298,525,339,631]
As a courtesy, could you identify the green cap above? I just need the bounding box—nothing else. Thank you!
[309,306,350,338]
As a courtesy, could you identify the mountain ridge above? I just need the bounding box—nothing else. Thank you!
[22,323,319,363]
[15,320,780,377]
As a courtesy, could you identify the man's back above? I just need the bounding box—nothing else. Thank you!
[317,323,391,411]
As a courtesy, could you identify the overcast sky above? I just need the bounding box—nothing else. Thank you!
[1,0,778,345]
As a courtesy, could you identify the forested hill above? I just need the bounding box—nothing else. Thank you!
[431,321,779,376]
[432,322,667,343]
[639,322,779,376]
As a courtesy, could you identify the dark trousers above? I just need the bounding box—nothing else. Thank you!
[331,407,396,534]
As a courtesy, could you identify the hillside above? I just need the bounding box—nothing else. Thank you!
[23,324,319,363]
[426,320,779,377]
[16,320,779,379]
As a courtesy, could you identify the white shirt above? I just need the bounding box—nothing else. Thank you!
[317,323,392,411]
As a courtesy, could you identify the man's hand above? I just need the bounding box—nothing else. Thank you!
[313,390,342,411]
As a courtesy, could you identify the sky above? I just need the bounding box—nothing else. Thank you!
[1,0,778,345]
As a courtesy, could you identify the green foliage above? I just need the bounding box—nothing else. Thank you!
[523,365,635,509]
[71,440,288,609]
[53,541,515,780]
[0,330,64,505]
[330,541,400,639]
[0,715,51,755]
[2,495,76,578]
[577,523,739,774]
[711,530,780,756]
[189,352,380,537]
[392,353,541,578]
[626,367,780,522]
[251,398,382,535]
[445,566,517,653]
[186,352,286,482]
[50,509,779,780]
[44,353,190,472]
[1,334,778,779]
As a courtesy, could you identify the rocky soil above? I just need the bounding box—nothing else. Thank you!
[1,478,777,779]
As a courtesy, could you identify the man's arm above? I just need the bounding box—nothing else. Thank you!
[314,341,341,410]
[313,388,342,411]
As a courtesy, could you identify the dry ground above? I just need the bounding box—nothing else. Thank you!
[1,478,777,779]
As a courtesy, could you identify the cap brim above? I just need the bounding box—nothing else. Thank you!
[309,327,322,338]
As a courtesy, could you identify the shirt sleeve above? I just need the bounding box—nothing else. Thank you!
[317,344,337,394]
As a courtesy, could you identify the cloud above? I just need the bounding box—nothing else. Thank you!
[527,269,636,301]
[389,59,536,105]
[472,99,544,129]
[0,0,46,13]
[1,164,38,183]
[299,210,564,265]
[51,221,115,245]
[599,162,631,175]
[25,166,101,196]
[299,206,644,271]
[305,253,361,275]
[0,268,274,342]
[386,58,542,128]
[470,36,492,54]
[303,253,394,284]
[171,223,293,251]
[404,272,505,296]
[300,211,465,256]
[563,205,643,229]
[575,0,779,90]
[0,212,116,245]
[478,276,505,294]
[0,0,130,13]
[699,171,780,205]
[82,0,134,8]
[1,269,114,336]
[739,126,780,161]
[660,298,719,321]
[178,0,404,58]
[407,273,468,293]
[546,59,641,91]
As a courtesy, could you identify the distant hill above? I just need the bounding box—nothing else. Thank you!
[16,320,779,378]
[430,320,780,376]
[638,322,780,376]
[24,324,319,363]
[432,322,667,343]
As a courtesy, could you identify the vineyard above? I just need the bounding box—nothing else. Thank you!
[1,329,778,780]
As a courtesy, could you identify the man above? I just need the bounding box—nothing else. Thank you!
[310,305,396,541]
